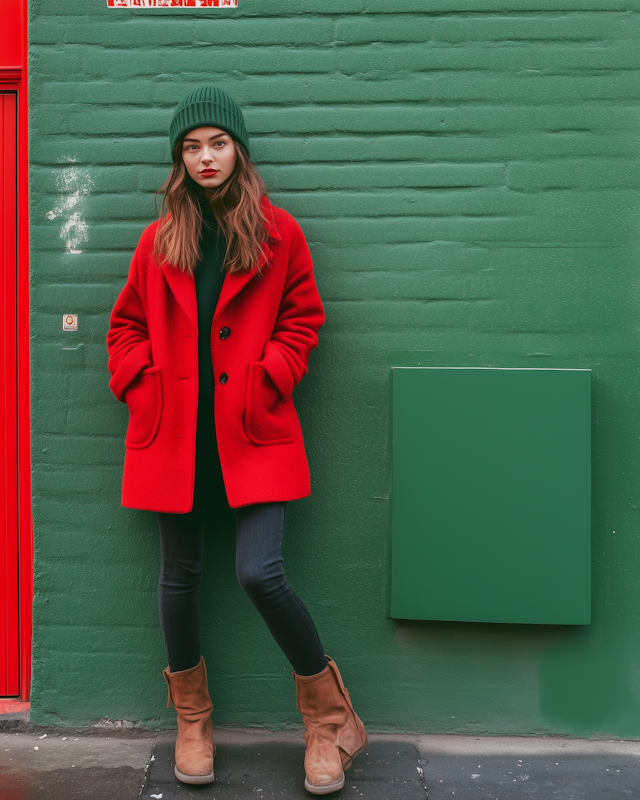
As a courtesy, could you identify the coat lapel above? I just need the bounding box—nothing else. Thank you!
[214,242,272,322]
[213,202,281,321]
[161,261,198,331]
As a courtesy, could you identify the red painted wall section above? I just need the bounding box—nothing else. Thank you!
[0,0,31,702]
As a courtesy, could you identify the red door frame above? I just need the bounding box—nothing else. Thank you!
[1,93,19,697]
[0,0,32,703]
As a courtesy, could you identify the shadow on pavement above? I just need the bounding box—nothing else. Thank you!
[143,737,425,799]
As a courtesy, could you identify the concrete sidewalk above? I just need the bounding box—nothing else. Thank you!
[1,727,639,799]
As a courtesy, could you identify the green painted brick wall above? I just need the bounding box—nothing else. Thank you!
[28,0,640,736]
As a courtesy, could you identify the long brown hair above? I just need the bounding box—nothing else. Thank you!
[154,139,267,275]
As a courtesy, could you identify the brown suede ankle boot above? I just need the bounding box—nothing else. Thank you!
[294,657,368,795]
[163,656,215,785]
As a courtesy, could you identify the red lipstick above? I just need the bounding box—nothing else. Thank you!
[200,169,218,176]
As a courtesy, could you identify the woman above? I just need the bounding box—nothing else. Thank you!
[106,86,367,794]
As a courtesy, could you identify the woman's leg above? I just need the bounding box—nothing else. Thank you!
[235,502,327,676]
[157,415,219,785]
[157,409,221,673]
[159,503,215,787]
[158,504,205,673]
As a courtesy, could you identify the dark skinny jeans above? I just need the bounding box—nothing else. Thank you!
[157,442,327,677]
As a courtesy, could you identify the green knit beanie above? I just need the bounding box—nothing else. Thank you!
[169,85,250,157]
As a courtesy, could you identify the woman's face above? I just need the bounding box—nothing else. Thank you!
[181,126,237,193]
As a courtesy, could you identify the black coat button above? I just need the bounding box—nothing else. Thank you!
[219,373,228,385]
[220,326,231,339]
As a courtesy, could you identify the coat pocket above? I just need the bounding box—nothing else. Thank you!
[124,366,163,449]
[244,361,295,446]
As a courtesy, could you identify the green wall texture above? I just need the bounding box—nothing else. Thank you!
[28,0,640,737]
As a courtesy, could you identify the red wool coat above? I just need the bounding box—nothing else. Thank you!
[107,198,325,512]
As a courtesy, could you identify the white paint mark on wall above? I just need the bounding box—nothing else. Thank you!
[46,157,94,255]
[59,213,89,255]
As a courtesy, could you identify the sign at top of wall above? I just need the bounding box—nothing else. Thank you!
[108,0,236,7]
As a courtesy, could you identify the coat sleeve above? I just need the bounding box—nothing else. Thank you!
[261,217,325,401]
[106,245,153,403]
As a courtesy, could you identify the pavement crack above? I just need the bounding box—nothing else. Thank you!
[138,741,156,800]
[418,755,429,798]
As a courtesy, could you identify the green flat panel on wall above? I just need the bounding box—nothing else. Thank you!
[391,368,591,625]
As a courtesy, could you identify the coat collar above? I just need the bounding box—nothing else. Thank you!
[160,197,280,330]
